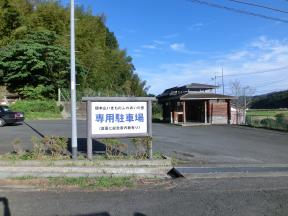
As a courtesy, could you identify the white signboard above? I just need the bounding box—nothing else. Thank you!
[91,102,148,136]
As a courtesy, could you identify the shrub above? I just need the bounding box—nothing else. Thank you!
[131,137,152,159]
[19,85,48,100]
[11,138,24,155]
[152,102,163,119]
[10,100,60,113]
[275,113,285,124]
[100,139,128,158]
[260,118,276,127]
[31,136,70,159]
[275,114,288,130]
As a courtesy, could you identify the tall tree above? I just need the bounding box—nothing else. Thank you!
[0,1,148,98]
[0,30,85,99]
[0,0,22,38]
[230,80,255,124]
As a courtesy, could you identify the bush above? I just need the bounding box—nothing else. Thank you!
[260,118,276,127]
[32,136,69,158]
[10,100,60,113]
[12,138,24,155]
[19,85,50,100]
[152,102,162,119]
[275,114,285,124]
[100,139,128,158]
[131,137,152,159]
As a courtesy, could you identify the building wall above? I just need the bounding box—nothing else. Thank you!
[160,99,231,125]
[231,107,245,124]
[210,100,229,124]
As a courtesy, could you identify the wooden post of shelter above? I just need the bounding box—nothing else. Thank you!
[183,101,186,124]
[204,100,207,124]
[227,100,231,124]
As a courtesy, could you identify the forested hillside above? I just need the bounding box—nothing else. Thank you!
[250,90,288,109]
[0,0,147,99]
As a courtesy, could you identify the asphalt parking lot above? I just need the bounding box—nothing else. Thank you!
[1,120,288,165]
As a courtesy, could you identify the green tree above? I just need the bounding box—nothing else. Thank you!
[0,30,85,99]
[29,1,69,35]
[0,1,148,98]
[0,0,22,39]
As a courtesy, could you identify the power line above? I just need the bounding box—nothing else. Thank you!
[254,88,288,94]
[215,65,288,78]
[253,77,288,88]
[187,0,288,24]
[227,0,288,14]
[225,75,288,88]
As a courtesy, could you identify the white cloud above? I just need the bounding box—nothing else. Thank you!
[187,22,205,31]
[225,51,251,61]
[141,44,158,49]
[163,33,179,39]
[136,36,288,95]
[153,40,166,45]
[133,49,142,53]
[170,43,186,52]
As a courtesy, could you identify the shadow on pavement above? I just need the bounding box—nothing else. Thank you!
[0,197,11,216]
[68,138,106,155]
[23,122,45,138]
[73,212,146,216]
[73,213,110,216]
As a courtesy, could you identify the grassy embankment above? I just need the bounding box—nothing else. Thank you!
[246,109,288,131]
[246,109,288,117]
[0,176,167,191]
[10,100,62,120]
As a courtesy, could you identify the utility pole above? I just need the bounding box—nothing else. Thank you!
[214,73,217,93]
[70,0,77,160]
[222,67,224,95]
[243,86,248,125]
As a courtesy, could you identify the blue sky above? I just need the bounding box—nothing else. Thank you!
[61,0,288,95]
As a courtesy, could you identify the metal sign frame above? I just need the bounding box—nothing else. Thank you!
[82,97,156,160]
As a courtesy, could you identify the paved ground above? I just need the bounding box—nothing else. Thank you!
[152,123,288,165]
[1,176,288,216]
[1,121,288,215]
[1,120,288,165]
[0,120,288,165]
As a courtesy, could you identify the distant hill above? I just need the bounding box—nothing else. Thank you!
[250,90,288,109]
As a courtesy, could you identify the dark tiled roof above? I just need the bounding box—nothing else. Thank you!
[179,83,217,90]
[157,83,218,98]
[180,92,236,100]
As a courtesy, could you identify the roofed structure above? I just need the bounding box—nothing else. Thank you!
[157,83,236,125]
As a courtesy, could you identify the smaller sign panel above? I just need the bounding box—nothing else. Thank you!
[91,102,148,136]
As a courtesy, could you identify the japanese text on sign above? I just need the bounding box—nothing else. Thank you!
[91,102,148,135]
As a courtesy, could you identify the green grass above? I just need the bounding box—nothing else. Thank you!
[5,176,166,190]
[10,100,62,120]
[25,112,62,120]
[246,109,288,131]
[47,176,134,189]
[94,152,164,160]
[12,176,35,180]
[247,109,288,117]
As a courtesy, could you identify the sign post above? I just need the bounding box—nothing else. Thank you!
[82,97,156,160]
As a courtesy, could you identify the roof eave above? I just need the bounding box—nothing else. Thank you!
[180,97,236,100]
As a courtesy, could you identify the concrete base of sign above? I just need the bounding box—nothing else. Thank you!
[0,158,172,179]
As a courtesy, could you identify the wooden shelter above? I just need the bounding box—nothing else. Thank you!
[157,83,236,125]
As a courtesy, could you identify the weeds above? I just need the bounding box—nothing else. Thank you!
[100,139,128,158]
[131,137,152,159]
[12,138,24,155]
[47,176,134,189]
[4,136,70,160]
